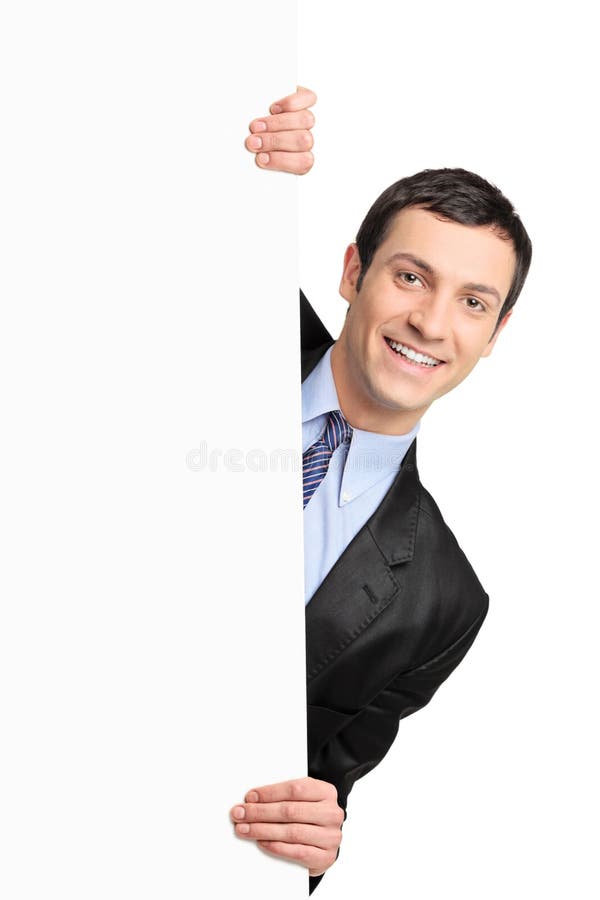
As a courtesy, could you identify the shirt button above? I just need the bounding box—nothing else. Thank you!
[342,490,352,503]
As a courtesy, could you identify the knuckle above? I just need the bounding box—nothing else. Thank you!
[303,109,316,128]
[324,781,337,800]
[298,88,317,106]
[288,823,303,843]
[281,801,296,821]
[298,130,314,151]
[298,845,312,864]
[289,780,304,801]
[297,152,314,175]
[326,805,344,827]
[323,828,340,850]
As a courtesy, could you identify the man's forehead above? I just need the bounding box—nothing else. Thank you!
[377,206,516,296]
[382,205,498,241]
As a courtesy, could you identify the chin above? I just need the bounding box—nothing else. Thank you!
[373,381,429,408]
[374,392,427,415]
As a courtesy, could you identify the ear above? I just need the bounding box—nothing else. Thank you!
[481,309,513,358]
[339,243,362,305]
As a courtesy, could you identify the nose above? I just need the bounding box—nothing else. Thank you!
[406,291,450,343]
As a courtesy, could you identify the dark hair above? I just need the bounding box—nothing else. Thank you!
[355,168,532,329]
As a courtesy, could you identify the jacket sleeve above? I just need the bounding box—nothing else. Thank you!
[307,604,488,894]
[308,595,489,894]
[308,604,488,810]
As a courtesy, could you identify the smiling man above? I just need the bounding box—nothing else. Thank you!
[332,199,517,434]
[231,88,532,894]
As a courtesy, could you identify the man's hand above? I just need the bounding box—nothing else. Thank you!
[245,86,317,175]
[230,776,344,877]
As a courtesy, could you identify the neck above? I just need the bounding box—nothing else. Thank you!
[330,339,425,435]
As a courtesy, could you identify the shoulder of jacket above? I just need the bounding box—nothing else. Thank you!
[414,481,488,604]
[415,482,458,540]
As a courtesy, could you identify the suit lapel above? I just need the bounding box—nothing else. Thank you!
[305,442,420,681]
[301,340,335,382]
[300,291,422,682]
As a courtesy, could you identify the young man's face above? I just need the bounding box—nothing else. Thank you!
[331,206,517,434]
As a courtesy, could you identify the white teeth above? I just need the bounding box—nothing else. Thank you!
[387,338,441,367]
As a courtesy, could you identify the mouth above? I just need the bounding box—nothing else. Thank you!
[383,336,445,368]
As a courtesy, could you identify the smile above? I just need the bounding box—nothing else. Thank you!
[383,336,444,367]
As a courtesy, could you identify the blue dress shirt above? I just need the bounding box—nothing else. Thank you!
[302,345,420,605]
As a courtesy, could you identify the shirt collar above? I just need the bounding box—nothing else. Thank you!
[302,344,420,506]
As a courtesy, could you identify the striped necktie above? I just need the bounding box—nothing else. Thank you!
[303,409,353,509]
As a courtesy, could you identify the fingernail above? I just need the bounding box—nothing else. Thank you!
[257,153,270,166]
[247,136,262,150]
[251,120,267,133]
[245,791,259,803]
[237,823,250,834]
[233,806,245,819]
[270,104,283,114]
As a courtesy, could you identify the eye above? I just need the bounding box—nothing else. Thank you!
[464,296,486,311]
[397,271,424,287]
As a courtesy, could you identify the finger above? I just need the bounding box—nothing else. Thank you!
[234,821,341,851]
[269,85,317,114]
[254,150,314,176]
[256,840,334,874]
[233,800,322,825]
[235,799,341,827]
[245,777,338,804]
[249,108,315,134]
[245,129,314,154]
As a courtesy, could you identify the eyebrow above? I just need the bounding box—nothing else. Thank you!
[386,252,434,274]
[462,281,502,307]
[385,251,503,308]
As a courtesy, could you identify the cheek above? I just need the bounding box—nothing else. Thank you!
[456,325,495,359]
[348,305,379,342]
[456,346,488,378]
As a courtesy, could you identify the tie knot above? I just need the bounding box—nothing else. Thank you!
[324,409,353,452]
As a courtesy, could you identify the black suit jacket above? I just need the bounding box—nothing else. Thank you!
[301,291,489,893]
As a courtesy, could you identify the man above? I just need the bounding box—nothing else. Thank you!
[230,88,532,893]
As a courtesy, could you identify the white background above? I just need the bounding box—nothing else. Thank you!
[1,2,306,898]
[1,2,598,898]
[299,1,598,897]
